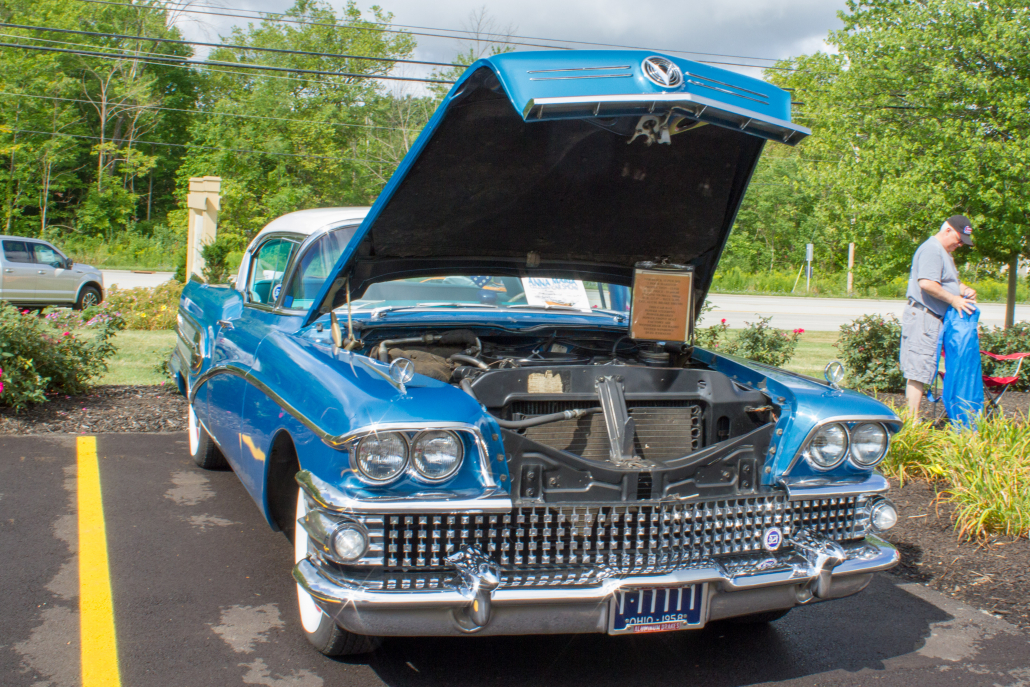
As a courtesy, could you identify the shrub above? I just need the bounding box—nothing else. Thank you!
[723,316,802,366]
[695,318,729,350]
[979,321,1030,391]
[881,411,1030,539]
[0,303,125,410]
[835,314,904,392]
[100,281,184,330]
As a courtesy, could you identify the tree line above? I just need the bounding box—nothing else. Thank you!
[0,0,1026,320]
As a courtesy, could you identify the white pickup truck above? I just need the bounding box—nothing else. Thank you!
[0,236,104,310]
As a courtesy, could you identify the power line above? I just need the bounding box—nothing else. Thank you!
[0,91,423,133]
[75,0,800,71]
[1,126,393,163]
[0,41,456,83]
[0,21,456,68]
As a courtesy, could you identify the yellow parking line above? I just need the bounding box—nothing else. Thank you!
[77,436,122,687]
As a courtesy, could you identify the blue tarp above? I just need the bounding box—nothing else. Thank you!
[933,307,984,429]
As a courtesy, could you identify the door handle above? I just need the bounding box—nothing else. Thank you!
[38,270,46,274]
[217,319,234,330]
[3,268,12,273]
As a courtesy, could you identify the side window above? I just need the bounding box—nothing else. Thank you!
[247,238,297,305]
[32,243,63,268]
[2,240,32,263]
[282,227,354,309]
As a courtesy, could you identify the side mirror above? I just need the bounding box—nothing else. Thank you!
[65,258,74,269]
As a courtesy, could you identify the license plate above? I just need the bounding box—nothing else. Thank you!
[608,584,706,634]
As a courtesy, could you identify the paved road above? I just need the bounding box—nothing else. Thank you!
[101,270,175,291]
[701,293,1030,332]
[3,433,1028,687]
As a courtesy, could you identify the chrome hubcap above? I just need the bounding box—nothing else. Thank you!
[82,292,98,308]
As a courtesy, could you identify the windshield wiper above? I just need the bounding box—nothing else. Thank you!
[506,304,589,312]
[368,302,500,320]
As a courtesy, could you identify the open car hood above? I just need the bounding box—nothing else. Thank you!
[315,50,808,322]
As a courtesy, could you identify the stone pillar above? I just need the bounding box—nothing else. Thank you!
[185,176,221,282]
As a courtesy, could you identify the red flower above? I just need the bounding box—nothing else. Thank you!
[721,319,727,324]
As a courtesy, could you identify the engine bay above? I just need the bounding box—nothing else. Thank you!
[347,326,777,503]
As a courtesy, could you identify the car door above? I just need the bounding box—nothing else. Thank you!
[204,235,299,481]
[1,240,38,302]
[31,242,75,304]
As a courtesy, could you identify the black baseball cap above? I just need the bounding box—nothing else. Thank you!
[946,215,974,246]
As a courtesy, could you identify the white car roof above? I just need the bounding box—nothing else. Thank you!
[253,207,371,241]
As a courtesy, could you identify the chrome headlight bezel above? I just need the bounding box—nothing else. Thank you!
[795,418,896,473]
[346,425,480,486]
[803,422,850,471]
[849,422,889,468]
[355,431,409,482]
[410,430,464,483]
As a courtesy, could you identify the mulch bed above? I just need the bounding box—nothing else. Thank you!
[0,384,187,434]
[874,390,1030,420]
[1,384,1027,626]
[885,478,1030,628]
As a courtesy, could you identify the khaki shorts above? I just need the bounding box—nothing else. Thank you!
[900,303,943,385]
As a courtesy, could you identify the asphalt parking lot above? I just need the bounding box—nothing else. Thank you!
[3,433,1029,687]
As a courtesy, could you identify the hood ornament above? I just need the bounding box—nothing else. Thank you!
[642,56,683,89]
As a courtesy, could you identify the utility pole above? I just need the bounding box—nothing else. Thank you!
[847,243,855,295]
[805,243,813,293]
[1006,254,1018,329]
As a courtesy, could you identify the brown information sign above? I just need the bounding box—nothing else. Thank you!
[629,266,694,342]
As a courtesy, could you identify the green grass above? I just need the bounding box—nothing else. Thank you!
[783,331,841,379]
[100,330,176,385]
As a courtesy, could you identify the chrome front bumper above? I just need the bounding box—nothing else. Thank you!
[293,534,898,637]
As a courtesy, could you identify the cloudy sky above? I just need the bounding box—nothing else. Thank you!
[172,0,847,90]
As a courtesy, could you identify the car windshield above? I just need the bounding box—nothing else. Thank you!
[352,276,631,312]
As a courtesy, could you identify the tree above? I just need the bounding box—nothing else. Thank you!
[773,0,1030,325]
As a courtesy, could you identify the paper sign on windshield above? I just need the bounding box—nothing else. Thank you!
[520,278,592,311]
[629,266,693,342]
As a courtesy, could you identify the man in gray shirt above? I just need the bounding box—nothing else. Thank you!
[900,215,977,417]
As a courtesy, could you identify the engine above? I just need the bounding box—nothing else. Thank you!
[363,328,776,503]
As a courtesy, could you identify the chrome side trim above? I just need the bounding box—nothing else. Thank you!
[522,92,810,143]
[296,470,512,514]
[526,65,632,73]
[786,415,901,475]
[780,473,890,500]
[681,70,769,99]
[188,362,499,480]
[529,74,632,81]
[188,363,349,447]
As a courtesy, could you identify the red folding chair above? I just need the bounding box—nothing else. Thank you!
[980,350,1030,417]
[928,349,1029,420]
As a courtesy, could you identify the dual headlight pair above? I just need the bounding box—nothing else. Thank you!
[354,430,464,483]
[803,422,889,471]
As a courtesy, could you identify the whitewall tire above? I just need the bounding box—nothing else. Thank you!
[295,492,381,656]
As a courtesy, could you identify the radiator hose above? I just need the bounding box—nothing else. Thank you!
[460,379,601,428]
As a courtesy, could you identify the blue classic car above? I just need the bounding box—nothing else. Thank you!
[171,50,901,655]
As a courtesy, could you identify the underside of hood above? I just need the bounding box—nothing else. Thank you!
[318,51,808,320]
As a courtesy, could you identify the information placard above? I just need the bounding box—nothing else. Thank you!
[629,266,693,342]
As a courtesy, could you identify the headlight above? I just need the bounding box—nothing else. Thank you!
[356,432,408,481]
[329,523,368,561]
[411,430,463,481]
[804,423,849,470]
[869,500,898,532]
[850,423,888,467]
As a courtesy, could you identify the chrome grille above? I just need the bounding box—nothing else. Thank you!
[517,402,702,461]
[383,495,860,570]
